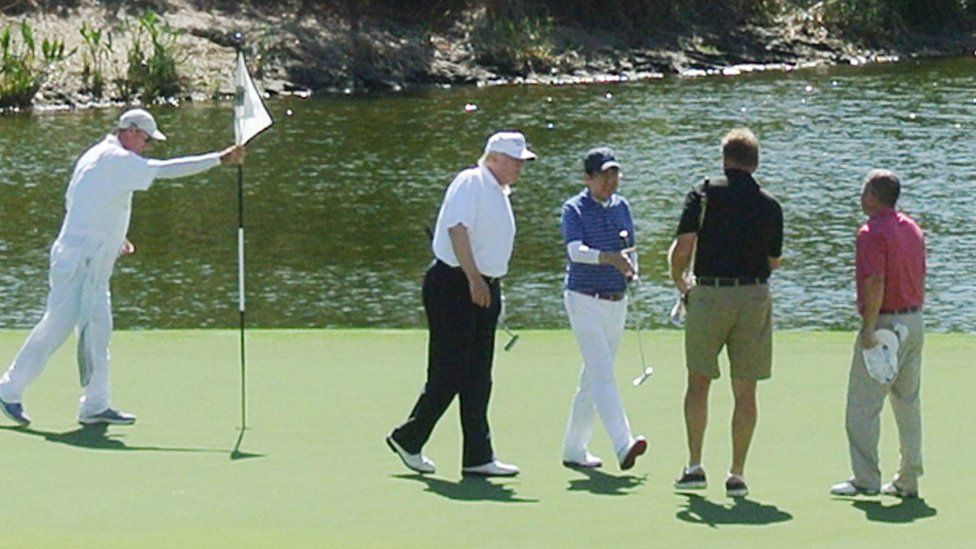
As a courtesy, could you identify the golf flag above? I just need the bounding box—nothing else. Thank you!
[231,45,271,448]
[234,51,272,146]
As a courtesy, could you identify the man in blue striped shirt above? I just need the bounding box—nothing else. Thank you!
[560,147,647,471]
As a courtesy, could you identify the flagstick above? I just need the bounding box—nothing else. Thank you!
[237,162,247,433]
[230,32,271,459]
[232,33,248,457]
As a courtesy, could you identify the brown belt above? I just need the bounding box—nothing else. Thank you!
[880,305,921,315]
[576,290,625,302]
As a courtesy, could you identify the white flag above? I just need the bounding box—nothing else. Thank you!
[234,51,273,146]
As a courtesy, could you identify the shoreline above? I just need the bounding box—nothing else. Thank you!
[2,2,974,110]
[17,54,909,116]
[0,329,972,335]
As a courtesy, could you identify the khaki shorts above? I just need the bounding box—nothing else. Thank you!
[684,284,773,380]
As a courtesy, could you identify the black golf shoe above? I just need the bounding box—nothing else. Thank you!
[726,475,749,498]
[674,466,707,490]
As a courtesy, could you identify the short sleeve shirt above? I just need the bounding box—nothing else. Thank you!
[855,208,925,314]
[431,164,516,278]
[676,169,783,279]
[561,190,634,293]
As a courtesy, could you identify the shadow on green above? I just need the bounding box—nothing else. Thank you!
[0,424,224,454]
[393,474,539,503]
[850,498,937,523]
[676,493,793,527]
[230,428,264,461]
[565,467,647,496]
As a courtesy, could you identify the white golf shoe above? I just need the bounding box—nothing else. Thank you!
[562,451,603,469]
[881,481,918,499]
[829,479,879,496]
[462,460,520,477]
[386,435,435,474]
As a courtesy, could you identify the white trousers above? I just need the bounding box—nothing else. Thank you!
[0,236,117,416]
[563,290,634,460]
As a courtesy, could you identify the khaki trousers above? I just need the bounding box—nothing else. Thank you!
[846,311,924,491]
[685,284,773,380]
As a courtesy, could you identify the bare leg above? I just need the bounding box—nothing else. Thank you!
[730,378,758,476]
[684,373,711,466]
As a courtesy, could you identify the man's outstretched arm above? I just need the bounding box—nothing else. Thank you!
[149,145,245,179]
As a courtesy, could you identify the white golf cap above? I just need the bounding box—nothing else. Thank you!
[118,108,167,141]
[862,327,904,385]
[484,131,536,160]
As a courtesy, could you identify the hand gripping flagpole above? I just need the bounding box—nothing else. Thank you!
[230,31,272,458]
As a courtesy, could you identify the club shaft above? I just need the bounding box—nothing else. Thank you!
[619,231,647,377]
[634,297,647,368]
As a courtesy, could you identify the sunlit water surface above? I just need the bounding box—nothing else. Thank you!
[1,58,973,332]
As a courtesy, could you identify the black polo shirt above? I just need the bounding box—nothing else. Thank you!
[676,169,783,279]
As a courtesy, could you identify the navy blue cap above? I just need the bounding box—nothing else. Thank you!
[583,147,621,175]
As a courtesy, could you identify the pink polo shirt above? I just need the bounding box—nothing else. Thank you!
[855,208,926,315]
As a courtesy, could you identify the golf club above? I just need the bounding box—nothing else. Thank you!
[500,292,520,351]
[619,230,654,386]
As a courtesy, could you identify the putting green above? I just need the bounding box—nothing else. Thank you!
[0,329,970,547]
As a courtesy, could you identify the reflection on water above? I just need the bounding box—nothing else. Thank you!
[1,58,974,331]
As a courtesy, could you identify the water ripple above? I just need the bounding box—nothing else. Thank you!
[1,59,973,332]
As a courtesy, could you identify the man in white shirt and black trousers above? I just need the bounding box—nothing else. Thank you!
[387,131,535,477]
[0,109,244,428]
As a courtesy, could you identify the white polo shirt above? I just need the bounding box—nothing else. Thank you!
[58,134,221,248]
[431,163,516,278]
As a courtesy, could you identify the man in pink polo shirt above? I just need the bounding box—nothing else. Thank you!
[831,169,926,499]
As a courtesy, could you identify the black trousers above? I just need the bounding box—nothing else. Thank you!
[392,260,501,467]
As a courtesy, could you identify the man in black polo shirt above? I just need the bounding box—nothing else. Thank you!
[668,127,783,498]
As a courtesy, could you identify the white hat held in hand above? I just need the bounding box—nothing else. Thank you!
[862,323,909,385]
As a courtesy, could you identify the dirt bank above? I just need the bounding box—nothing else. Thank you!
[2,0,974,109]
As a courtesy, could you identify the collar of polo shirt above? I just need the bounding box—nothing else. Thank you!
[480,162,512,196]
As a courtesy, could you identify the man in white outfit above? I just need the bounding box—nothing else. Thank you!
[0,109,244,427]
[561,147,647,471]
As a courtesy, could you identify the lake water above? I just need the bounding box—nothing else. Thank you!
[1,58,973,332]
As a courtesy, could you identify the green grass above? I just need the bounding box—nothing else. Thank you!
[0,329,972,547]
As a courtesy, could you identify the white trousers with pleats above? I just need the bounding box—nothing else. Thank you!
[563,290,635,461]
[0,235,116,417]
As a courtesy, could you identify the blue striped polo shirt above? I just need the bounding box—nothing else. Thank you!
[561,189,635,293]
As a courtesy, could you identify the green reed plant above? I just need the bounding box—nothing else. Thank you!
[117,10,184,102]
[79,22,112,99]
[0,21,71,110]
[0,21,70,109]
[116,31,145,102]
[472,3,554,75]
